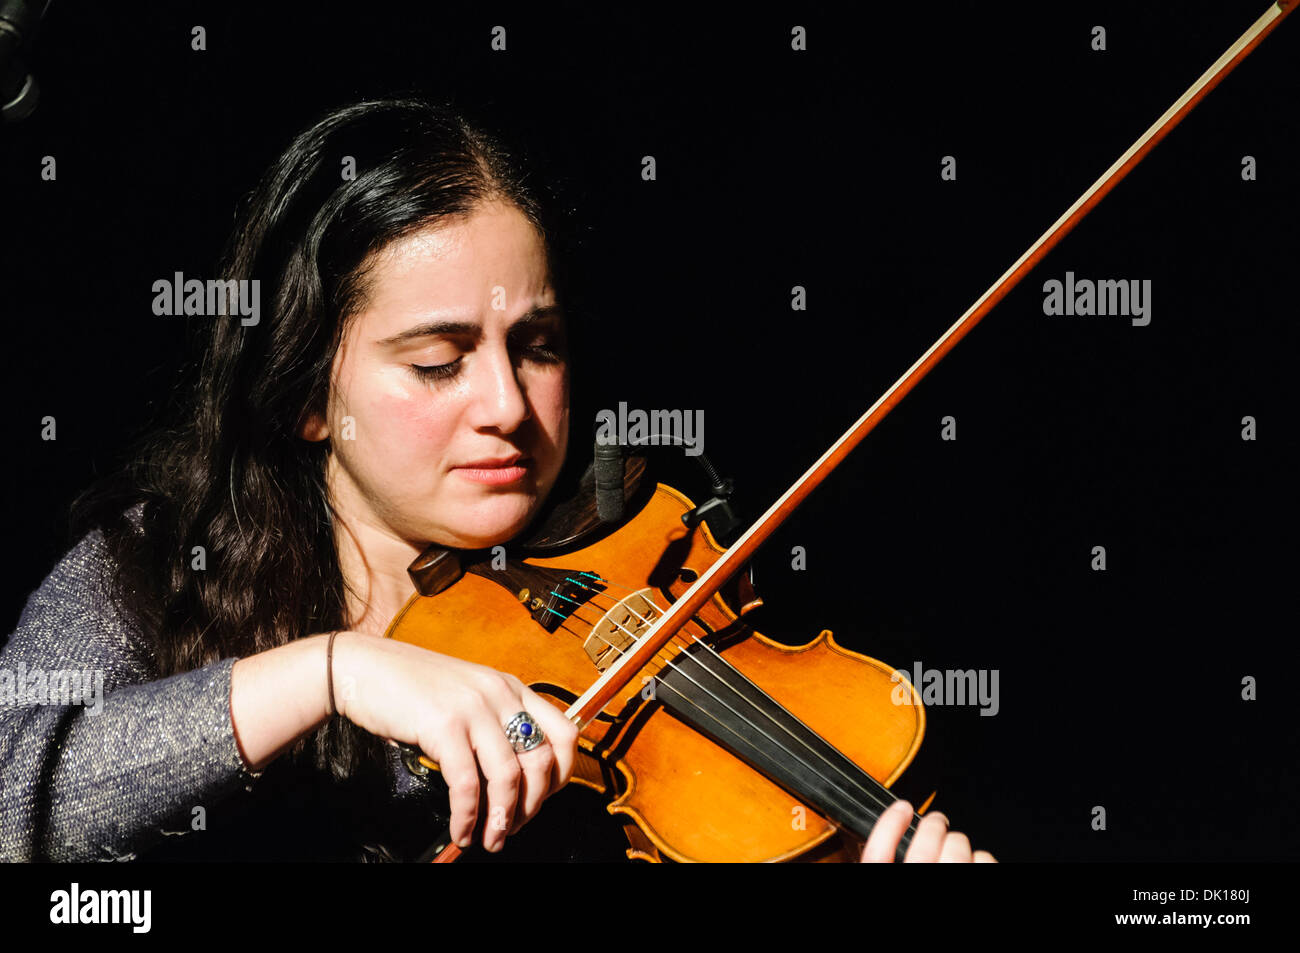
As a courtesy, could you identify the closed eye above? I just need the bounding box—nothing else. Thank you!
[409,359,462,383]
[517,342,563,364]
[511,327,565,365]
[409,336,563,385]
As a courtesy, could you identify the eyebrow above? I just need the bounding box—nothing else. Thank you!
[377,304,563,346]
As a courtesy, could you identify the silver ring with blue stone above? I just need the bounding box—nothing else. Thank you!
[504,711,545,753]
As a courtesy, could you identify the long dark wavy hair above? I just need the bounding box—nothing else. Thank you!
[71,97,577,781]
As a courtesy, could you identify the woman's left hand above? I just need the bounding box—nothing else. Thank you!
[860,799,997,863]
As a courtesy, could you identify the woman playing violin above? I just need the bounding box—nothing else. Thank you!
[0,98,993,863]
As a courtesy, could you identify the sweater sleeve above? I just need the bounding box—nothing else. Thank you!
[0,528,262,862]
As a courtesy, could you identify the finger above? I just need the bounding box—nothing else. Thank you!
[938,830,973,863]
[510,737,557,832]
[904,811,950,863]
[432,734,479,849]
[520,686,578,790]
[469,716,523,852]
[974,850,998,863]
[860,799,913,863]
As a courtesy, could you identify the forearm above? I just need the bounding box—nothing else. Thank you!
[0,658,256,862]
[229,632,335,773]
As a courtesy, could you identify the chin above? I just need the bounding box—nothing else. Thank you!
[438,495,540,550]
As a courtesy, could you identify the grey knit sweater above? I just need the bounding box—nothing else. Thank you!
[0,525,629,862]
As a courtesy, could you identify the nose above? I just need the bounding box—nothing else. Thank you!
[465,340,532,434]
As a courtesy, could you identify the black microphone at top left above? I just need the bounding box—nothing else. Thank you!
[0,0,49,122]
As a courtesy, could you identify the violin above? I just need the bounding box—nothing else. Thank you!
[383,0,1295,863]
[388,454,931,862]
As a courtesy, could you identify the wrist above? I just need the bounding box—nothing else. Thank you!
[232,634,342,774]
[327,630,369,722]
[300,631,341,728]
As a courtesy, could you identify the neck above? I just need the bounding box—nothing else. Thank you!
[336,521,421,638]
[327,461,421,639]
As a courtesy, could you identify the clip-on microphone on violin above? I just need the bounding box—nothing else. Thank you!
[594,433,744,547]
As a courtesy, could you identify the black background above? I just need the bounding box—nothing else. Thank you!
[1,1,1296,864]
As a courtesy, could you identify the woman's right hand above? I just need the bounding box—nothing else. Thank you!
[230,630,578,853]
[329,631,578,852]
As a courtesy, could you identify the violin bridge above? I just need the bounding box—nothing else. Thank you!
[584,588,660,672]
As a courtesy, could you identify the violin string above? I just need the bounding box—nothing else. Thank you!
[553,603,914,851]
[594,584,903,809]
[558,575,900,816]
[553,575,917,844]
[598,579,916,826]
[554,605,887,843]
[570,578,910,823]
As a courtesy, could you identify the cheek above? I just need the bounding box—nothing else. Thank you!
[347,375,458,471]
[385,393,456,458]
[532,373,570,435]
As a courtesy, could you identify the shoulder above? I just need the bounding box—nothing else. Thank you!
[3,504,157,680]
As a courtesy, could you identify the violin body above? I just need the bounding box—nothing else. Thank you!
[385,477,931,862]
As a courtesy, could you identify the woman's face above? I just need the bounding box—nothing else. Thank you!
[308,199,570,550]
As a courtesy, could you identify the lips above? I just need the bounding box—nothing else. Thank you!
[451,453,532,485]
[455,453,528,469]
